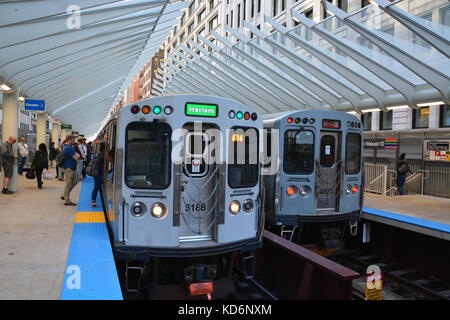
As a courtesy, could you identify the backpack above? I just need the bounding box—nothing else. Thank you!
[56,152,65,166]
[397,163,408,175]
[86,155,100,177]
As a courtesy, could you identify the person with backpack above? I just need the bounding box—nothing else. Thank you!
[31,143,49,189]
[89,143,105,208]
[61,135,80,206]
[396,153,414,196]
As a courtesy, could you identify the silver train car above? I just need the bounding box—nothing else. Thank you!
[262,110,363,250]
[98,94,263,297]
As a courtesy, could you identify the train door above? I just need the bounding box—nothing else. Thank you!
[316,131,341,211]
[179,124,220,242]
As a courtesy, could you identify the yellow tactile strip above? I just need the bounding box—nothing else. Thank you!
[75,211,106,223]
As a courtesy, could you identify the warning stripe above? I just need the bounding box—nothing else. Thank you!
[75,211,105,223]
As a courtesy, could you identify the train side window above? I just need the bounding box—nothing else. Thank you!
[107,124,117,182]
[283,130,314,174]
[345,133,361,175]
[320,135,336,167]
[125,122,172,189]
[228,127,259,188]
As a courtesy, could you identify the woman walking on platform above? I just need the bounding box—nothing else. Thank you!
[31,143,49,189]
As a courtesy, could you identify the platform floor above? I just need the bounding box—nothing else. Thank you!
[0,169,80,299]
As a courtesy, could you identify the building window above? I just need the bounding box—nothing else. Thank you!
[440,105,450,127]
[173,26,177,35]
[273,0,278,17]
[361,0,371,8]
[226,14,229,25]
[238,4,241,27]
[231,10,233,27]
[210,0,216,10]
[189,1,196,15]
[198,8,206,23]
[338,0,348,12]
[412,107,429,129]
[258,0,261,13]
[362,112,372,131]
[209,15,218,31]
[305,8,313,20]
[188,21,195,34]
[243,0,246,21]
[282,0,286,11]
[380,110,393,130]
[251,0,255,17]
[199,27,206,36]
[181,13,186,26]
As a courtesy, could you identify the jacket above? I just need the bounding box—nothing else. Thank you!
[1,142,15,166]
[31,150,49,170]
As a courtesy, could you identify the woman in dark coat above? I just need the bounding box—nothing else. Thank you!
[31,143,49,189]
[49,142,57,168]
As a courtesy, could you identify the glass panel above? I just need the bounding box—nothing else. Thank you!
[283,130,314,174]
[320,135,336,167]
[413,106,429,128]
[345,133,361,174]
[380,110,392,130]
[125,122,171,189]
[362,112,372,131]
[228,128,259,188]
[440,105,450,127]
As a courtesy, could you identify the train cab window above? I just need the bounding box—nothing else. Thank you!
[262,128,272,168]
[320,135,336,167]
[228,127,259,188]
[125,122,171,189]
[184,132,208,177]
[345,133,361,174]
[283,130,314,174]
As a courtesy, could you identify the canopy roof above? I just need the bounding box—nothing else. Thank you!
[157,0,449,115]
[0,0,186,136]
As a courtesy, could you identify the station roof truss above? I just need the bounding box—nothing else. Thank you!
[0,0,187,136]
[157,0,450,115]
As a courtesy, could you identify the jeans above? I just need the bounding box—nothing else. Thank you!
[18,156,27,174]
[91,174,103,202]
[397,174,406,195]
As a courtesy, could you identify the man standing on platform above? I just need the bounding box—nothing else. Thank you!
[61,135,80,206]
[17,137,29,175]
[1,136,19,194]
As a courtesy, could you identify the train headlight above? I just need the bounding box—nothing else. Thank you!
[151,202,167,218]
[229,200,240,215]
[299,186,311,197]
[131,202,146,217]
[352,185,358,194]
[345,185,352,195]
[243,199,254,212]
[164,106,173,115]
[229,110,235,119]
[286,186,298,197]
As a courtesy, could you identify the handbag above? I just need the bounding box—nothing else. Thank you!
[26,169,35,180]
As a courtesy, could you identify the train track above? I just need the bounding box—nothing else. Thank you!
[332,250,450,300]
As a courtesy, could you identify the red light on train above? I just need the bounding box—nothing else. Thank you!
[131,105,140,114]
[352,185,358,193]
[287,117,293,124]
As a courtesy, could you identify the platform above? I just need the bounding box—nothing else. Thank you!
[60,176,122,300]
[363,193,450,241]
[0,169,80,299]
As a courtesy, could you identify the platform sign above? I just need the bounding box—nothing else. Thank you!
[61,124,72,129]
[384,138,398,150]
[423,140,450,162]
[24,99,45,111]
[366,265,383,300]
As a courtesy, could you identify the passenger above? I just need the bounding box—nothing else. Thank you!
[107,149,115,182]
[90,143,105,208]
[17,137,29,176]
[49,142,57,168]
[55,140,66,181]
[76,137,87,181]
[396,153,414,196]
[1,136,19,194]
[31,143,49,189]
[61,135,80,206]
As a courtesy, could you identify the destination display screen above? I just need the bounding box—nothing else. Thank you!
[185,103,218,117]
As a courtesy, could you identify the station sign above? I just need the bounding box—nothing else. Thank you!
[61,124,72,129]
[423,140,450,162]
[24,99,45,111]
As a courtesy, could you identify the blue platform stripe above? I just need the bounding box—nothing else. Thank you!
[61,177,123,300]
[363,206,450,234]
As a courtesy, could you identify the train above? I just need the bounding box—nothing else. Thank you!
[94,94,364,298]
[262,111,363,254]
[97,94,264,298]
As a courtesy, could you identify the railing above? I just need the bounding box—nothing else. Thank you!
[363,163,387,195]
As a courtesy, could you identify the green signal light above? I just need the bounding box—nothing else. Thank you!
[236,111,243,119]
[153,105,162,114]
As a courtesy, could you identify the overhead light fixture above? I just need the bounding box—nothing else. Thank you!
[417,101,444,107]
[346,111,358,115]
[361,108,380,113]
[0,84,12,92]
[386,105,409,110]
[18,96,25,102]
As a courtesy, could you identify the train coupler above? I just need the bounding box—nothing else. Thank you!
[349,219,358,236]
[184,265,217,300]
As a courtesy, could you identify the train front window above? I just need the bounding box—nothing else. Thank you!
[345,133,361,174]
[125,122,171,189]
[283,130,314,174]
[228,127,259,188]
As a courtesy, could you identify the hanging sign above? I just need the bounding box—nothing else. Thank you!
[24,99,45,111]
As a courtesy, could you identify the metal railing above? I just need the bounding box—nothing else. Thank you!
[363,163,387,195]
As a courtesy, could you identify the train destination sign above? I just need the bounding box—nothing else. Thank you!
[185,103,218,117]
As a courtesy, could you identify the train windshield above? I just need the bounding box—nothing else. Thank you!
[283,130,314,174]
[345,133,361,174]
[228,127,259,188]
[125,122,171,189]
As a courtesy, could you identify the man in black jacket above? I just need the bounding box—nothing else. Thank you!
[1,136,19,194]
